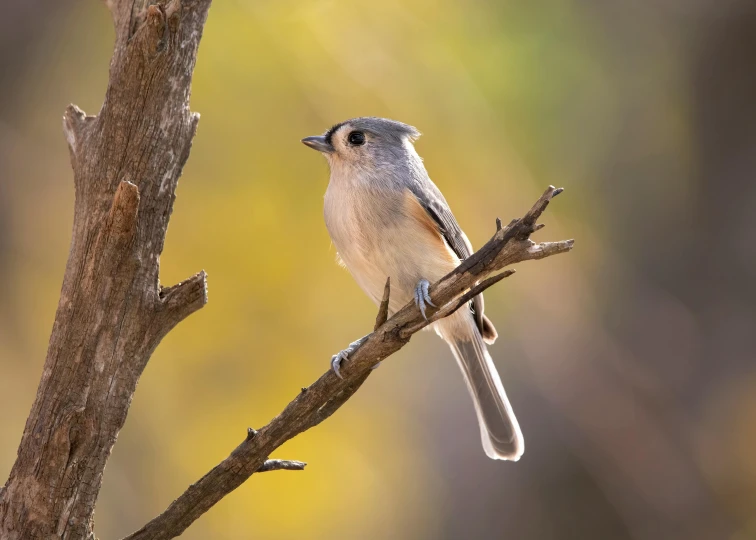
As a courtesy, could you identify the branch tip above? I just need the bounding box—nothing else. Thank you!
[382,276,391,302]
[158,270,208,327]
[257,460,307,473]
[62,104,95,156]
[374,277,391,330]
[519,185,565,232]
[527,239,575,260]
[496,218,518,239]
[63,103,86,123]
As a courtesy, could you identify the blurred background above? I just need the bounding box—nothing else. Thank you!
[1,0,754,538]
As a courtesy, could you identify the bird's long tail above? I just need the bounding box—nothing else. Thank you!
[445,320,524,461]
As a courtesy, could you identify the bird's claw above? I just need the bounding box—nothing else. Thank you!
[330,336,368,379]
[414,278,436,320]
[331,350,349,379]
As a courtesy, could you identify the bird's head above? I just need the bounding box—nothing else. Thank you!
[301,117,421,173]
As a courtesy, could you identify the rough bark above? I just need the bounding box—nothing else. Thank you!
[0,1,211,538]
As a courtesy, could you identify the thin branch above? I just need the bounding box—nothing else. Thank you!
[122,185,573,540]
[400,269,515,338]
[257,460,306,473]
[304,278,390,427]
[526,239,575,260]
[374,277,391,330]
[309,371,371,428]
[158,270,209,330]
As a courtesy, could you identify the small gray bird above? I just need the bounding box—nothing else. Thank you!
[302,117,523,461]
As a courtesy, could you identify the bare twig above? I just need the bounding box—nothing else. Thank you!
[257,460,307,473]
[122,185,573,540]
[374,277,391,330]
[156,270,209,338]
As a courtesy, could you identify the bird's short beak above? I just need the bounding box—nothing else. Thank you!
[301,135,334,154]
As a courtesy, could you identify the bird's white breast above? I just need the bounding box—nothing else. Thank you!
[324,177,459,314]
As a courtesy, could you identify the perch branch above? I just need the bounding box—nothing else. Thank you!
[123,185,573,540]
[304,277,391,425]
[400,269,515,337]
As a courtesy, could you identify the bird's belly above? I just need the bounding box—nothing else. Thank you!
[333,217,458,314]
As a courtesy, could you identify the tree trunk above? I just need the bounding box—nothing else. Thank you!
[0,1,211,538]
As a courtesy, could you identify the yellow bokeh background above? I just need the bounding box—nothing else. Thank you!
[1,1,754,539]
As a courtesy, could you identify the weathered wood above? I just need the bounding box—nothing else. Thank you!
[0,1,212,538]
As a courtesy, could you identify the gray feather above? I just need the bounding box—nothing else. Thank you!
[405,168,496,343]
[448,329,523,460]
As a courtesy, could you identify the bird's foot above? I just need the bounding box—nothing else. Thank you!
[413,278,436,320]
[331,335,368,379]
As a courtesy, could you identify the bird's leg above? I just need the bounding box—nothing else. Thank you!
[331,335,369,379]
[413,278,436,320]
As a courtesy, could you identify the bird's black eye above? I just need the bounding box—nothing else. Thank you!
[347,131,366,146]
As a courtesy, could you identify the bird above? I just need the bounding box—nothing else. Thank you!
[301,117,523,461]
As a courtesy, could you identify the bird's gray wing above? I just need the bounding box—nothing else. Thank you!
[407,183,472,261]
[407,181,498,344]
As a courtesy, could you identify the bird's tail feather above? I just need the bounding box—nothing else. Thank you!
[447,325,524,461]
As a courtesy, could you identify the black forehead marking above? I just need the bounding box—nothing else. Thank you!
[324,121,347,145]
[323,117,420,146]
